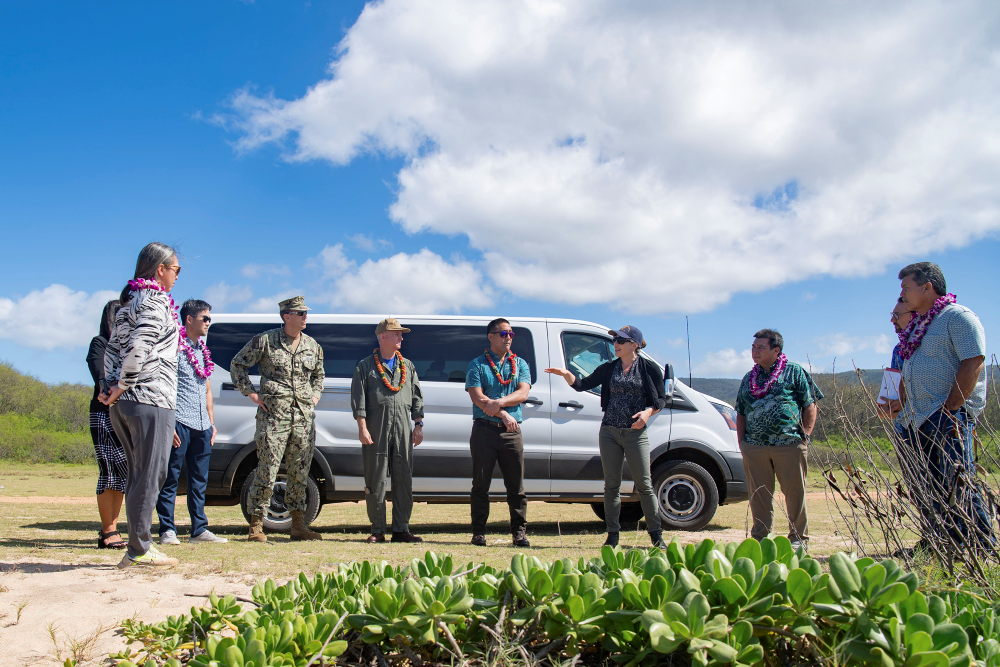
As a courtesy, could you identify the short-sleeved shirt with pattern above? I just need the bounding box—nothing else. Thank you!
[176,339,211,430]
[899,303,987,429]
[736,360,823,447]
[466,350,532,423]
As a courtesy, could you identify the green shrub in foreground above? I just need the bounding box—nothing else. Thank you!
[111,537,1000,667]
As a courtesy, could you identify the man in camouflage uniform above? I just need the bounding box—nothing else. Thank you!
[351,318,424,543]
[230,296,325,542]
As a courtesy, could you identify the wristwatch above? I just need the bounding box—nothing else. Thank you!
[414,421,424,427]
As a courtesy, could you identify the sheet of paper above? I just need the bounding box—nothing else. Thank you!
[877,367,902,404]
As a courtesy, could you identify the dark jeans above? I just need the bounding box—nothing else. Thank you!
[470,419,527,535]
[901,408,994,545]
[156,422,212,538]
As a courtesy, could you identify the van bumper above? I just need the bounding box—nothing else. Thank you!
[720,450,748,504]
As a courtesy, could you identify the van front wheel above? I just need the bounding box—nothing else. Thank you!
[651,460,719,531]
[240,471,321,533]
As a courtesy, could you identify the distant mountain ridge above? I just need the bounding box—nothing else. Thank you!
[689,369,895,405]
[689,366,998,406]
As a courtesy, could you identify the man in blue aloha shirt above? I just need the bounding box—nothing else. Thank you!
[896,262,992,547]
[465,318,532,548]
[736,328,822,547]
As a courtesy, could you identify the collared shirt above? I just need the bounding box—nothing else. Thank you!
[466,350,532,423]
[176,338,211,431]
[890,344,903,371]
[350,354,423,454]
[230,327,325,417]
[899,303,987,429]
[736,360,823,447]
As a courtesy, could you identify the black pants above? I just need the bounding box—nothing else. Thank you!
[470,420,527,535]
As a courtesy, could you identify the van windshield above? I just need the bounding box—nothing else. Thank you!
[207,322,537,383]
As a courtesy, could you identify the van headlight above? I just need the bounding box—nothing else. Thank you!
[711,402,737,430]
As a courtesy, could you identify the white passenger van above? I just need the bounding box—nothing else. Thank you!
[200,314,747,532]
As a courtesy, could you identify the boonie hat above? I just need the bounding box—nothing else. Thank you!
[376,317,411,335]
[278,296,311,313]
[608,325,646,349]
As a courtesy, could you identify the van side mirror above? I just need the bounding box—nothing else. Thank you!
[664,363,675,400]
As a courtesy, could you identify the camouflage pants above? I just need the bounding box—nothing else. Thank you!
[247,410,315,518]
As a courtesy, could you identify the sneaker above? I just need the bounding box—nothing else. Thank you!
[471,534,487,547]
[790,539,808,554]
[159,530,181,546]
[117,547,179,570]
[648,530,666,548]
[512,529,530,548]
[191,530,228,543]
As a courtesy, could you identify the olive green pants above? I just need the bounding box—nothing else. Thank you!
[362,438,413,534]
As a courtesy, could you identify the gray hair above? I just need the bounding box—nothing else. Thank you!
[898,262,947,297]
[120,242,177,303]
[134,242,176,280]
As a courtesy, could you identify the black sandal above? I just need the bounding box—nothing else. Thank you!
[98,530,127,550]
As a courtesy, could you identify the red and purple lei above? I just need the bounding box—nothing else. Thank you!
[749,353,787,399]
[896,293,956,362]
[127,278,215,379]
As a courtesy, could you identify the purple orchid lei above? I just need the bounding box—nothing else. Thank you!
[127,278,215,379]
[896,293,956,362]
[749,353,787,399]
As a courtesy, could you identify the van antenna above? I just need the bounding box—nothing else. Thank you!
[686,316,692,388]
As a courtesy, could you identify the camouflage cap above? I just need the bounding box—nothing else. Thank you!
[278,296,312,313]
[375,317,411,335]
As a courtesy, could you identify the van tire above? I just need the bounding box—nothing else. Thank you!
[651,460,719,531]
[240,471,321,533]
[590,502,645,525]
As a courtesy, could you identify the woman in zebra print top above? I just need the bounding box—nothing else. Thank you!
[101,241,182,569]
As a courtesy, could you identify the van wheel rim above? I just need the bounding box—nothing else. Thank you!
[266,479,290,522]
[658,474,705,522]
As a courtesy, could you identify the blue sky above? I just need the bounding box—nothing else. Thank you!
[1,1,997,385]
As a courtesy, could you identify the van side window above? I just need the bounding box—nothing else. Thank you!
[208,322,537,382]
[561,332,613,395]
[401,325,536,384]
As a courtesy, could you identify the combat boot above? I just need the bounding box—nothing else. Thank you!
[248,515,267,543]
[290,510,322,541]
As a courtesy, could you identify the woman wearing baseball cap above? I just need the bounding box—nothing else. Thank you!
[545,325,667,548]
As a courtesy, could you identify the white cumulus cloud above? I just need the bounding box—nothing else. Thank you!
[203,281,254,311]
[327,248,493,313]
[225,0,1000,314]
[0,285,119,350]
[696,348,754,378]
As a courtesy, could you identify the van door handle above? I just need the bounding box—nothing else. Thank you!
[558,401,584,409]
[523,397,543,406]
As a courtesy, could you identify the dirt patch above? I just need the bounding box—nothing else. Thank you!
[0,559,257,666]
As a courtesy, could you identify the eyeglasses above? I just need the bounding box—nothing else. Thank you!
[613,337,632,345]
[163,265,182,275]
[198,315,211,323]
[491,330,515,338]
[890,311,916,322]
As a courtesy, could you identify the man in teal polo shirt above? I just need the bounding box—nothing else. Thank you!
[465,318,532,547]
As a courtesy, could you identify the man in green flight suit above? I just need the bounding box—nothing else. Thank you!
[351,318,424,544]
[230,296,325,543]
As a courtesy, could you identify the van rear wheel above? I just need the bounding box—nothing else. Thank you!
[240,471,321,533]
[590,501,645,525]
[651,460,719,531]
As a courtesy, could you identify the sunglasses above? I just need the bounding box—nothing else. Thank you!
[163,265,182,275]
[491,330,515,338]
[613,337,633,345]
[197,315,211,323]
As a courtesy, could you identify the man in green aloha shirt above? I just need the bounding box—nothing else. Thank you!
[735,328,822,548]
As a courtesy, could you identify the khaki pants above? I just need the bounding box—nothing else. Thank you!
[740,441,808,541]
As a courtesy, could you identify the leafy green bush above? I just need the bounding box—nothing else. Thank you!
[110,537,1000,667]
[0,361,93,463]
